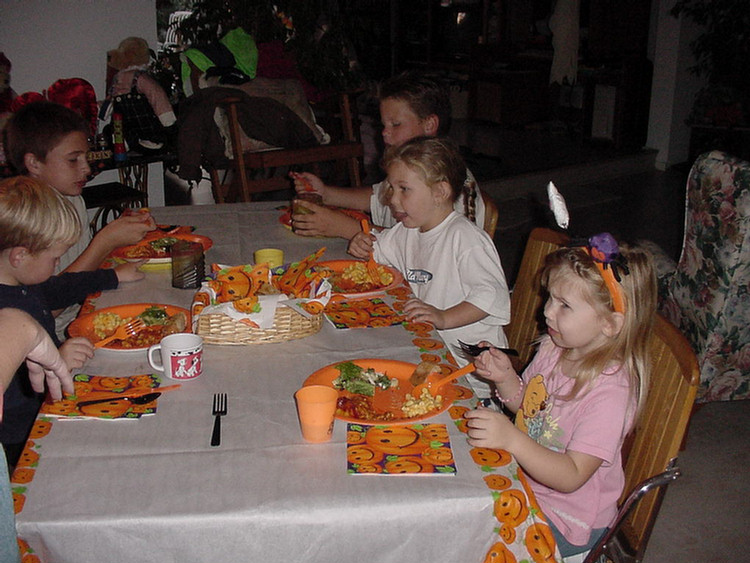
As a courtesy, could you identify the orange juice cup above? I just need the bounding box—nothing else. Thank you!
[294,385,338,443]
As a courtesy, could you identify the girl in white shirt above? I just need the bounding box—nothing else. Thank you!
[349,136,510,397]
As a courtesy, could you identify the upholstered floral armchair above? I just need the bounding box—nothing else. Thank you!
[659,151,750,402]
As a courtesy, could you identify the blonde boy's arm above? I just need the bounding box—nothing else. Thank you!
[63,237,116,272]
[292,172,373,211]
[64,215,155,272]
[322,186,373,211]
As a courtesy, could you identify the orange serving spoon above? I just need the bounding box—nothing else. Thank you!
[410,363,476,399]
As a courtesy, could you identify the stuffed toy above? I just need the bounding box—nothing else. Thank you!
[104,37,176,151]
[0,53,18,132]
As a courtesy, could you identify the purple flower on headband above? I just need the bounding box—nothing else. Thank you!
[588,233,620,264]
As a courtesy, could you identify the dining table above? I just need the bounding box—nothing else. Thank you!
[12,201,562,563]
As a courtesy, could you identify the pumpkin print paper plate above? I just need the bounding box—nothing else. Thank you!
[111,233,213,268]
[68,303,191,355]
[303,359,458,426]
[316,260,403,299]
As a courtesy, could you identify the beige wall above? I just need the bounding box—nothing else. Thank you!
[0,0,157,99]
[0,0,164,204]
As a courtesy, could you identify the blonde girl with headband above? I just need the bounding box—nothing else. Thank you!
[464,233,657,557]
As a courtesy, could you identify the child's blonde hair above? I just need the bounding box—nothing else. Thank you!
[382,136,477,218]
[540,242,657,417]
[0,176,81,253]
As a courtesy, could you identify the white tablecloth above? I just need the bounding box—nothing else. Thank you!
[15,202,496,563]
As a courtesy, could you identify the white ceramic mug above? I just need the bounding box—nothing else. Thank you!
[148,333,203,380]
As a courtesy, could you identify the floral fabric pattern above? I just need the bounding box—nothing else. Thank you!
[660,151,750,402]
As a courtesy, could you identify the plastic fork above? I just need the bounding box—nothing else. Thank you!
[94,318,146,348]
[457,339,519,357]
[210,393,227,447]
[411,363,476,399]
[360,219,381,282]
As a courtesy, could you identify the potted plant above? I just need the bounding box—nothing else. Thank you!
[173,0,363,93]
[671,0,750,128]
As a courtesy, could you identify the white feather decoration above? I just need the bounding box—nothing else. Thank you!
[547,181,569,229]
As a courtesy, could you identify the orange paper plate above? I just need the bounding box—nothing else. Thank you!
[303,358,458,425]
[68,303,191,354]
[317,259,404,299]
[111,233,213,264]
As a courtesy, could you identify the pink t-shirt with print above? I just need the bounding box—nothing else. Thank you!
[517,336,636,546]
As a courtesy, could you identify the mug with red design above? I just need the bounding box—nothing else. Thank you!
[148,333,203,380]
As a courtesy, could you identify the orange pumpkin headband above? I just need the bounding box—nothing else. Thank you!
[581,233,628,314]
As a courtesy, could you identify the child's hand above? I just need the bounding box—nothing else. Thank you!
[290,171,325,197]
[59,337,95,371]
[114,260,147,283]
[291,206,360,239]
[347,230,375,259]
[465,407,517,450]
[403,298,445,328]
[475,345,518,385]
[96,212,157,249]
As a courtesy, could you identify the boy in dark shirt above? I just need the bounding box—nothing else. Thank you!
[0,176,144,466]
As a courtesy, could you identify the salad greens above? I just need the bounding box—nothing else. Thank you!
[138,305,169,326]
[332,361,394,397]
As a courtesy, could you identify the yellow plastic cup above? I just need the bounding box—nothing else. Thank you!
[254,248,284,268]
[294,385,338,443]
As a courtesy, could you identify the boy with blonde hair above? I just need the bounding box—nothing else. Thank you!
[0,176,144,466]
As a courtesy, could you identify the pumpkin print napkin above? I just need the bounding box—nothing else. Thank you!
[39,374,162,420]
[347,423,456,475]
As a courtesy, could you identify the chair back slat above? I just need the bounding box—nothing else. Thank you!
[617,314,699,558]
[480,190,499,239]
[506,228,570,367]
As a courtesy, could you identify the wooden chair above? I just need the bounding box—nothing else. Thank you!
[81,181,147,235]
[209,91,364,203]
[583,314,699,563]
[480,190,499,238]
[505,228,700,563]
[505,227,570,367]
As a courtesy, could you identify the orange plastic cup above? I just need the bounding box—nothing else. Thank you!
[294,385,338,443]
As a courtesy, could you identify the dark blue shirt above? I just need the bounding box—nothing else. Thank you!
[0,270,118,443]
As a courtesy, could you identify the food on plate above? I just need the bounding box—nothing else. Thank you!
[336,395,394,422]
[402,388,444,417]
[92,306,187,348]
[122,236,179,259]
[332,361,396,397]
[323,262,395,293]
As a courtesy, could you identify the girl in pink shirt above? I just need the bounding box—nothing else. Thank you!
[465,234,657,557]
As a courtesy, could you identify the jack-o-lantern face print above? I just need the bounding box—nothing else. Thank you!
[493,489,529,527]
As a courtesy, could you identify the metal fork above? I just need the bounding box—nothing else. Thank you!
[210,393,227,447]
[457,339,519,357]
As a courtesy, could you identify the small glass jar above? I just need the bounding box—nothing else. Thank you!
[292,191,323,216]
[171,240,205,289]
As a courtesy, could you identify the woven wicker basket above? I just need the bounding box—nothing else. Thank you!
[196,306,323,345]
